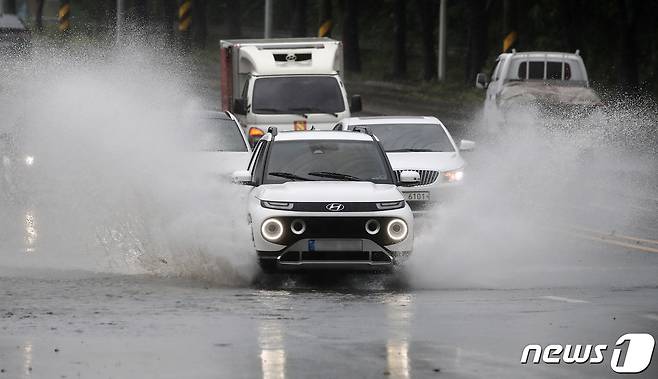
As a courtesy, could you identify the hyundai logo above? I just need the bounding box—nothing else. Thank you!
[325,203,345,212]
[286,53,297,61]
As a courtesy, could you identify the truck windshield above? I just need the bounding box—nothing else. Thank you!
[263,140,392,184]
[351,124,455,152]
[252,76,345,115]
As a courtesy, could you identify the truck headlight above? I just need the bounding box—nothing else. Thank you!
[261,218,284,242]
[386,219,408,241]
[443,169,463,182]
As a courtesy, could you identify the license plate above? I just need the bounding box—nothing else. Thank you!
[404,192,430,201]
[308,239,363,251]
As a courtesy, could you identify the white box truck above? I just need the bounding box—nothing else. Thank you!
[220,37,361,144]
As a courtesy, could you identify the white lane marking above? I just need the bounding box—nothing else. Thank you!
[643,314,658,322]
[542,296,591,304]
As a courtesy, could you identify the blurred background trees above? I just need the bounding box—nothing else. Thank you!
[6,0,658,94]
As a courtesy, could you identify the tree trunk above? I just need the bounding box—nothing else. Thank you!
[392,0,406,78]
[193,0,207,48]
[225,0,242,38]
[416,0,436,81]
[291,0,307,37]
[35,0,45,31]
[616,0,639,89]
[342,0,361,72]
[464,0,488,84]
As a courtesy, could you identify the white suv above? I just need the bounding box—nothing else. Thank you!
[232,128,415,272]
[334,116,474,213]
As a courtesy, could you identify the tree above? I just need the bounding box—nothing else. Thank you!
[464,0,488,84]
[416,0,436,81]
[2,0,16,14]
[193,0,207,48]
[342,0,361,72]
[35,0,45,31]
[224,0,241,38]
[291,0,307,37]
[392,0,407,78]
[163,0,176,44]
[616,0,639,89]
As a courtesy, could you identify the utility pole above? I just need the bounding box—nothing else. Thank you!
[116,0,124,43]
[264,0,273,38]
[437,0,447,81]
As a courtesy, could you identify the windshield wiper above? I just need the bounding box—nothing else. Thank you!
[308,171,361,181]
[289,107,339,118]
[387,148,434,152]
[268,171,311,181]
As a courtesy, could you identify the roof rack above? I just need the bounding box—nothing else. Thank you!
[352,126,373,135]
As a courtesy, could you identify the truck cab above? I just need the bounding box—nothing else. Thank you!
[220,38,361,145]
[476,51,600,123]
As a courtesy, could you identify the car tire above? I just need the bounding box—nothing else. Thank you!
[258,258,278,274]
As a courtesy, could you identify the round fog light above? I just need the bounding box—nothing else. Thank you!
[387,219,408,241]
[290,219,306,235]
[365,219,380,235]
[261,218,284,242]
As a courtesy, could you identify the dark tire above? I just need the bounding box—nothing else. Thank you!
[258,258,279,274]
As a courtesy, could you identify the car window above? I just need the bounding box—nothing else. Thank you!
[350,124,454,153]
[263,140,392,184]
[195,118,248,152]
[252,76,345,114]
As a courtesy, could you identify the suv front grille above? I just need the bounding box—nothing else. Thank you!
[395,170,440,186]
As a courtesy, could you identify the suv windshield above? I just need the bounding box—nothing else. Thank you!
[352,124,455,152]
[252,76,345,115]
[195,118,248,152]
[264,140,392,184]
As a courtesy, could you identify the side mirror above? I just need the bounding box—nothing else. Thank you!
[475,73,489,89]
[350,94,362,113]
[233,98,246,115]
[231,170,253,185]
[459,139,476,151]
[398,170,420,186]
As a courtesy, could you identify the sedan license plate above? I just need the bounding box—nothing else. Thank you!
[308,239,363,252]
[404,192,430,202]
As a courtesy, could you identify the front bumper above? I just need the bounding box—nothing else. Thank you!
[258,238,411,271]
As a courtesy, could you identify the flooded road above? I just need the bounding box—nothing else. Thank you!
[1,263,658,378]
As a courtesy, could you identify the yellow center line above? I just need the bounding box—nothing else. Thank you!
[562,230,658,254]
[566,224,658,246]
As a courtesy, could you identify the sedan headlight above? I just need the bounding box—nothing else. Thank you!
[261,218,284,242]
[443,168,464,182]
[386,218,408,241]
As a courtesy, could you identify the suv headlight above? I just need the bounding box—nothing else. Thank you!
[261,218,284,242]
[386,218,408,241]
[443,168,464,182]
[261,201,294,210]
[376,201,405,210]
